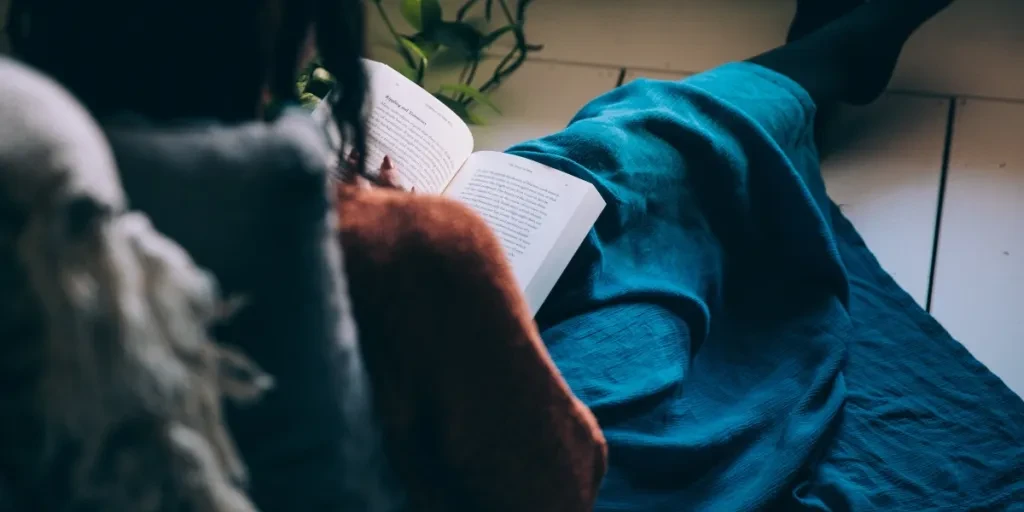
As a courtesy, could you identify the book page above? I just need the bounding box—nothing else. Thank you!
[443,151,606,314]
[317,60,474,194]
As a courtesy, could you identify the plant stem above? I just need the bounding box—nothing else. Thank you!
[460,57,482,104]
[465,58,482,88]
[457,60,472,101]
[479,47,524,94]
[369,0,541,120]
[516,0,534,20]
[497,0,515,22]
[456,0,483,20]
[478,0,534,94]
[374,1,415,69]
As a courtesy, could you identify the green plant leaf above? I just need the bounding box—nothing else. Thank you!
[399,36,430,69]
[437,84,501,114]
[300,92,322,108]
[396,63,420,82]
[312,68,333,82]
[462,16,491,35]
[304,67,335,97]
[407,33,441,59]
[434,94,488,125]
[400,0,442,31]
[427,21,484,56]
[467,111,487,125]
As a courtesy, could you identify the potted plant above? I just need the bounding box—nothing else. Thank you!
[300,0,541,124]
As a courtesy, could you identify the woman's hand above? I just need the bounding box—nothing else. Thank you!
[339,151,416,193]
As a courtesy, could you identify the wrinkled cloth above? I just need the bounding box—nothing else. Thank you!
[337,185,607,512]
[504,62,1024,511]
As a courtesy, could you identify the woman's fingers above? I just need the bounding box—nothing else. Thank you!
[337,153,414,193]
[379,156,401,189]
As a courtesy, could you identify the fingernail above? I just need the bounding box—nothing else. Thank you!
[382,155,394,170]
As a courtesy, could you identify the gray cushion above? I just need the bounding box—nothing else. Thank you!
[105,110,400,511]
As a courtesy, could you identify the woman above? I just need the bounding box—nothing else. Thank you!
[9,0,1024,511]
[340,0,1020,510]
[5,0,604,511]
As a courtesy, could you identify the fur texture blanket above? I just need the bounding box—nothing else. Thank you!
[0,57,271,511]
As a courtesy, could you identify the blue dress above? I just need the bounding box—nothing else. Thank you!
[508,63,1024,511]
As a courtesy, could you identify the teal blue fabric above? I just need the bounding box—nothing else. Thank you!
[508,62,1024,511]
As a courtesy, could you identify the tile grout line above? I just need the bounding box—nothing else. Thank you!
[476,49,1024,104]
[538,58,1024,106]
[925,97,958,313]
[514,55,626,73]
[889,89,1024,106]
[518,55,1024,106]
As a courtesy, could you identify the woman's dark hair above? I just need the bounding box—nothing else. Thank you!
[6,0,368,171]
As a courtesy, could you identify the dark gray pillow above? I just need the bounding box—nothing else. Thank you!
[105,109,400,512]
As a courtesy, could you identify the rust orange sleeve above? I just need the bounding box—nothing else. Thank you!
[336,185,606,512]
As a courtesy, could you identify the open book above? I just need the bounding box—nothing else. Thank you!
[317,60,605,315]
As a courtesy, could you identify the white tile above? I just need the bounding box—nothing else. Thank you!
[820,94,949,307]
[399,0,1024,101]
[627,69,950,307]
[522,0,793,75]
[931,98,1024,397]
[465,61,621,152]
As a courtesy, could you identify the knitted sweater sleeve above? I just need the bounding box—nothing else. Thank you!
[338,186,607,512]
